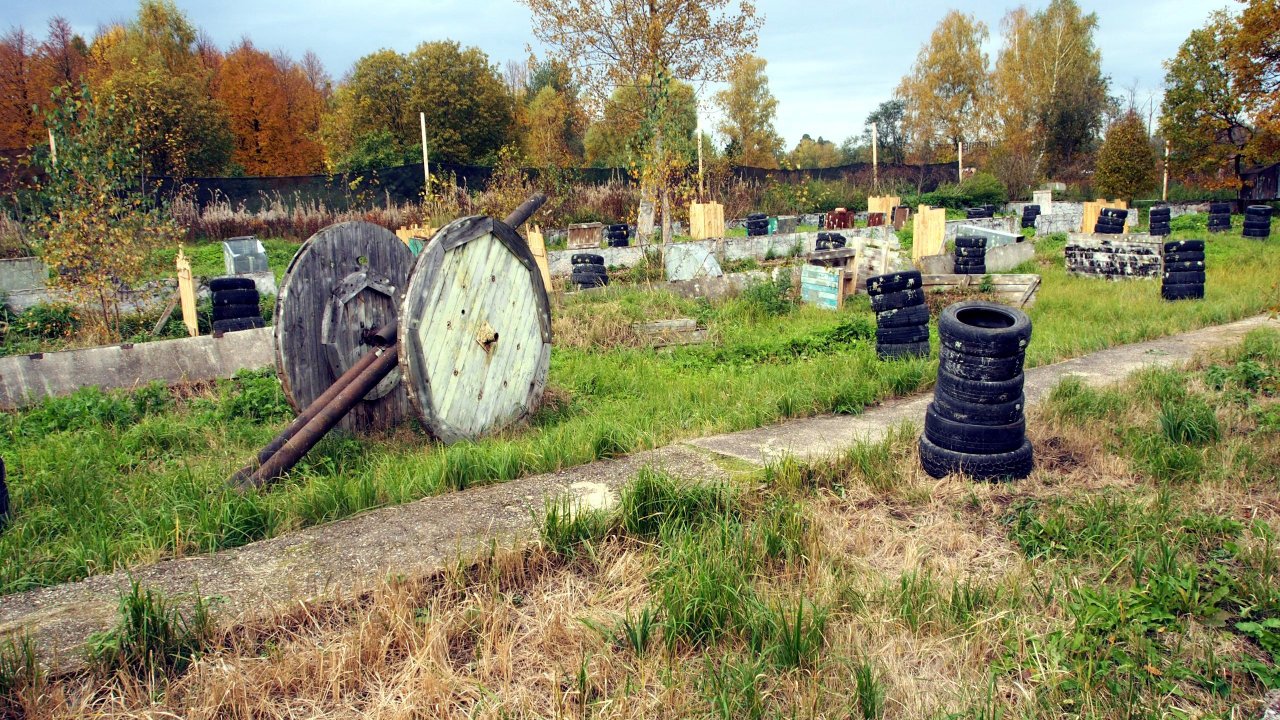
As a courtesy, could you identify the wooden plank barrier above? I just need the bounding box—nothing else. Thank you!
[1080,199,1129,234]
[912,205,947,264]
[176,248,198,337]
[689,202,725,240]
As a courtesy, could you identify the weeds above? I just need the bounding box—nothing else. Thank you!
[87,581,215,682]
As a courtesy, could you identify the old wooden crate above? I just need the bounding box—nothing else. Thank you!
[631,318,708,348]
[923,273,1042,308]
[801,263,851,310]
[567,222,604,249]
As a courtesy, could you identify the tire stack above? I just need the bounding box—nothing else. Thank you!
[816,232,846,251]
[1020,204,1040,229]
[869,270,930,359]
[571,253,608,290]
[1161,239,1205,302]
[210,277,265,333]
[1207,202,1232,233]
[606,223,629,247]
[746,213,769,237]
[921,301,1034,481]
[1243,205,1272,239]
[966,207,993,220]
[1148,206,1171,237]
[953,236,987,275]
[1093,207,1127,234]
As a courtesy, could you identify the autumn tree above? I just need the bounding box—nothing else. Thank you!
[321,42,513,170]
[1160,11,1253,187]
[522,0,762,241]
[518,59,586,167]
[787,134,843,169]
[0,29,44,149]
[896,11,990,161]
[37,17,88,92]
[584,80,697,168]
[714,54,782,168]
[215,41,326,176]
[1093,111,1156,202]
[1227,0,1280,161]
[987,0,1107,186]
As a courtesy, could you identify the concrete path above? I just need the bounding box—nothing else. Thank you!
[2,315,1276,671]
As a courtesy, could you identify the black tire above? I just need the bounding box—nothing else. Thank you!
[212,302,261,322]
[208,276,255,292]
[572,253,605,266]
[925,406,1026,457]
[1149,226,1171,236]
[932,392,1027,427]
[1243,220,1271,232]
[1163,251,1205,263]
[1099,208,1128,220]
[1209,202,1231,214]
[937,367,1024,405]
[877,304,930,328]
[608,237,630,247]
[939,345,1024,382]
[866,270,922,296]
[608,223,628,232]
[877,340,931,359]
[212,288,259,306]
[919,435,1033,481]
[574,264,606,277]
[606,231,629,241]
[1164,240,1204,252]
[571,272,609,286]
[872,288,925,312]
[747,212,766,221]
[1162,284,1204,301]
[1243,228,1271,239]
[213,316,265,333]
[1148,221,1170,231]
[1023,205,1040,214]
[1162,270,1205,284]
[1093,226,1121,234]
[955,264,987,275]
[955,236,988,249]
[746,220,769,230]
[1246,205,1272,216]
[1165,260,1205,272]
[955,247,986,258]
[876,324,931,345]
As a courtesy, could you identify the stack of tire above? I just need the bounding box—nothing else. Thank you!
[1243,205,1273,239]
[571,253,608,290]
[966,207,993,220]
[210,277,265,334]
[954,236,987,275]
[746,213,769,237]
[1020,205,1040,229]
[606,223,629,247]
[869,270,930,359]
[1208,202,1232,233]
[921,301,1033,481]
[1161,239,1205,302]
[1093,207,1127,234]
[816,232,846,251]
[1148,206,1171,237]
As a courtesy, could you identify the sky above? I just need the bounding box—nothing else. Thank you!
[3,0,1227,149]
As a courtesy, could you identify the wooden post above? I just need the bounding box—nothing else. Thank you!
[526,224,552,293]
[1162,140,1170,202]
[176,248,198,337]
[48,129,57,167]
[957,141,963,182]
[871,122,879,191]
[696,116,704,201]
[419,112,430,196]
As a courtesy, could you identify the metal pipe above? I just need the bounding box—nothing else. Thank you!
[242,344,401,488]
[504,193,547,230]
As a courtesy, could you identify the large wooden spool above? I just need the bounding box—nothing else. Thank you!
[399,215,553,443]
[274,221,415,431]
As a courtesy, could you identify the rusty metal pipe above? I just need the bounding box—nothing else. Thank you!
[503,193,547,230]
[242,344,401,489]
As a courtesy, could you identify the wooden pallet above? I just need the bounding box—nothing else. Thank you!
[631,318,708,348]
[922,273,1041,308]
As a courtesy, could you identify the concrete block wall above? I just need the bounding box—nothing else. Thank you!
[1064,234,1162,279]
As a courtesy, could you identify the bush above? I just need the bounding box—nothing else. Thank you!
[958,172,1008,206]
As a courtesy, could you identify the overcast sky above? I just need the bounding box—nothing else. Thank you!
[5,0,1226,149]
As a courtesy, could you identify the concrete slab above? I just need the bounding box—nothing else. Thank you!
[687,315,1279,465]
[0,444,736,671]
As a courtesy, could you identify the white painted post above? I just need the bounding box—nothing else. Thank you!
[957,141,963,183]
[696,114,704,201]
[419,112,430,196]
[871,122,879,190]
[1162,140,1170,202]
[48,129,56,167]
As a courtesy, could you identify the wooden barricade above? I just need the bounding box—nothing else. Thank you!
[1081,199,1129,234]
[689,202,725,240]
[176,248,198,337]
[912,205,947,264]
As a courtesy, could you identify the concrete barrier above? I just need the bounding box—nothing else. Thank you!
[0,327,275,409]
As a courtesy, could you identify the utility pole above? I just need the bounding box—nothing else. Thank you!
[696,114,704,201]
[419,112,430,197]
[1162,140,1170,202]
[957,141,964,183]
[871,122,879,191]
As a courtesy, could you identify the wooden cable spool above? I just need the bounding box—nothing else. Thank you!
[274,221,414,432]
[398,215,553,443]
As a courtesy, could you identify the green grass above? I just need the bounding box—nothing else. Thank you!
[147,237,300,283]
[1,220,1279,595]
